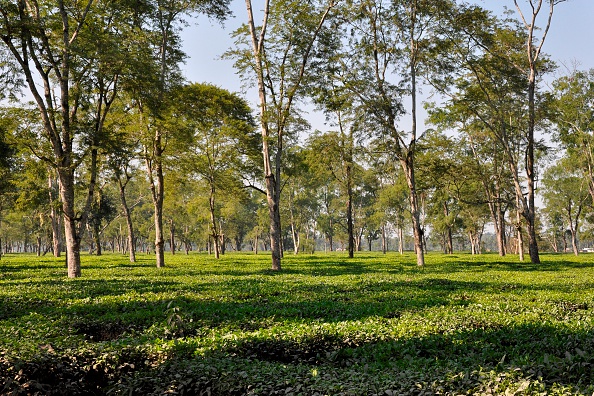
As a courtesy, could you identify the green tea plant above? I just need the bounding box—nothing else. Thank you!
[0,252,593,395]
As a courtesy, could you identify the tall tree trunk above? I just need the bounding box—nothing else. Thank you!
[346,163,354,258]
[291,222,300,255]
[345,122,355,258]
[468,231,476,255]
[402,156,425,267]
[219,224,226,255]
[525,67,540,264]
[516,202,525,261]
[118,178,136,263]
[169,219,175,255]
[48,172,61,257]
[93,221,102,256]
[326,217,334,252]
[495,205,507,256]
[58,167,81,278]
[402,17,424,267]
[147,153,165,268]
[513,0,559,264]
[444,202,453,254]
[381,225,387,254]
[209,184,220,259]
[244,0,334,270]
[289,196,300,255]
[265,167,282,269]
[570,228,579,256]
[569,208,581,256]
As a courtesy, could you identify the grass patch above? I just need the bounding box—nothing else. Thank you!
[1,251,594,395]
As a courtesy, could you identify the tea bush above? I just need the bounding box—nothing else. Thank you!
[1,252,593,395]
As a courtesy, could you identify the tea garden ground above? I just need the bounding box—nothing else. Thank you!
[1,252,593,395]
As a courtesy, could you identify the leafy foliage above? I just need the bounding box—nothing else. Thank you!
[1,252,594,394]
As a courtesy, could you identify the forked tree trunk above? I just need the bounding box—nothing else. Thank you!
[244,0,334,271]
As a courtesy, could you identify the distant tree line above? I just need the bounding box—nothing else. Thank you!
[3,0,592,278]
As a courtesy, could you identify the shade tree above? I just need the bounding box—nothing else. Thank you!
[551,69,594,204]
[229,0,338,270]
[0,0,158,276]
[431,12,555,261]
[124,0,231,268]
[171,82,257,258]
[542,156,591,255]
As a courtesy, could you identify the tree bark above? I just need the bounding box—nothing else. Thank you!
[513,0,560,264]
[47,172,62,257]
[118,178,136,263]
[146,152,165,267]
[515,200,525,261]
[209,183,220,259]
[59,168,81,278]
[244,0,334,270]
[169,219,176,255]
[402,155,425,267]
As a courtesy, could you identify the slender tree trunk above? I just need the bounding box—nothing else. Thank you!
[468,231,475,255]
[48,173,61,257]
[345,124,355,258]
[569,209,580,256]
[289,197,300,255]
[118,179,136,263]
[219,226,226,255]
[209,184,220,259]
[402,156,425,266]
[381,225,387,254]
[291,222,300,255]
[550,232,559,253]
[496,206,507,256]
[245,0,281,270]
[403,19,424,267]
[244,0,334,270]
[147,152,165,268]
[169,219,175,255]
[513,0,557,264]
[525,68,540,264]
[516,204,524,261]
[265,174,282,268]
[329,218,334,252]
[93,222,102,256]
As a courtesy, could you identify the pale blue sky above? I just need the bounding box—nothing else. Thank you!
[181,0,594,131]
[183,1,594,86]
